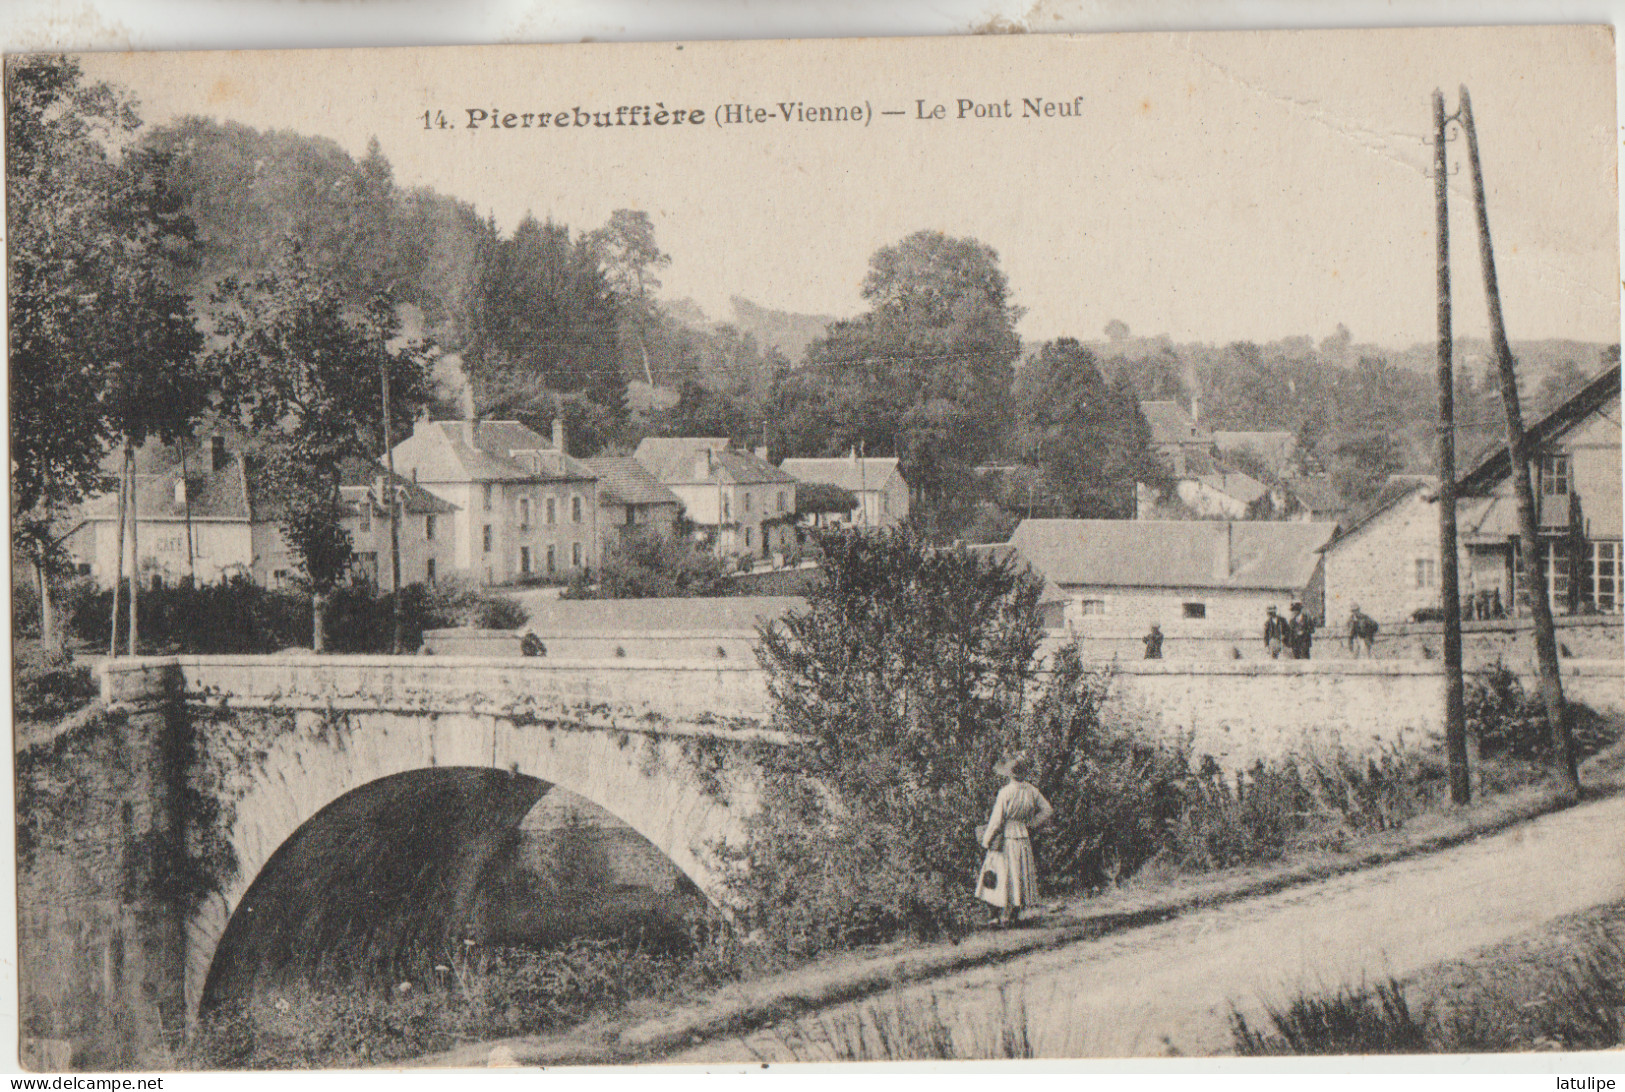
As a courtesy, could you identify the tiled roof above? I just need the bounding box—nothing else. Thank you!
[633,437,797,485]
[338,457,459,515]
[1007,518,1336,592]
[582,456,682,508]
[396,421,598,483]
[1192,471,1268,505]
[82,459,251,522]
[965,543,1069,605]
[780,456,903,494]
[1141,400,1213,446]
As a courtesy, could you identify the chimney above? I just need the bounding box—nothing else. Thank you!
[552,417,566,454]
[754,444,768,461]
[1213,522,1232,579]
[850,446,859,464]
[696,450,714,479]
[210,435,227,472]
[1191,395,1201,427]
[174,479,187,506]
[462,419,476,447]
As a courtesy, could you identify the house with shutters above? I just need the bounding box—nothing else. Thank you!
[632,437,798,559]
[1320,364,1622,625]
[63,431,455,589]
[388,418,602,585]
[779,452,909,530]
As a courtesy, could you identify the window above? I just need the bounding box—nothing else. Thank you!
[571,542,582,567]
[745,527,753,549]
[882,495,891,515]
[483,525,492,553]
[1182,602,1206,619]
[483,483,493,511]
[357,502,371,532]
[1415,558,1438,589]
[1584,541,1621,613]
[777,491,787,513]
[723,495,731,521]
[546,497,556,525]
[520,547,531,574]
[571,495,583,524]
[744,491,752,513]
[1080,599,1106,616]
[424,514,436,541]
[519,497,531,531]
[425,558,436,584]
[546,545,556,573]
[1540,454,1571,497]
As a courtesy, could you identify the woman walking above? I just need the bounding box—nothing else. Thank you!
[976,755,1053,926]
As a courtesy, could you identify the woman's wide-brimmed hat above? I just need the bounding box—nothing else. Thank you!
[995,754,1033,779]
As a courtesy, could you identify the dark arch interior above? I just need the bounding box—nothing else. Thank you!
[200,767,706,1013]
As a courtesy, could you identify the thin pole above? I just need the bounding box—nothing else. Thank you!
[180,437,196,582]
[1459,84,1578,798]
[382,356,402,654]
[110,446,128,658]
[1434,89,1469,805]
[127,442,139,656]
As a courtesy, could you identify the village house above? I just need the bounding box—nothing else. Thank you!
[1141,399,1215,477]
[64,434,456,589]
[1005,517,1338,630]
[1321,364,1622,625]
[581,455,683,557]
[779,452,910,530]
[388,418,601,585]
[1171,469,1270,520]
[632,438,798,559]
[1212,429,1298,478]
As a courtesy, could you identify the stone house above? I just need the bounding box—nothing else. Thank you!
[779,452,909,530]
[65,433,456,590]
[1321,364,1622,625]
[632,437,798,559]
[581,456,683,557]
[388,418,602,585]
[1213,429,1298,477]
[1005,517,1338,631]
[1141,399,1214,477]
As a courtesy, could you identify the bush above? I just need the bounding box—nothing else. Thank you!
[563,533,730,600]
[730,528,1048,953]
[13,643,97,724]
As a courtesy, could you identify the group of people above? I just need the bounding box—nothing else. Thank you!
[1263,601,1317,659]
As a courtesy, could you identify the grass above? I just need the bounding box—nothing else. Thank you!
[1231,900,1625,1055]
[761,985,1038,1062]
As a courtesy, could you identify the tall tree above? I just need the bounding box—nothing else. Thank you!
[8,55,207,649]
[799,230,1023,535]
[209,247,433,650]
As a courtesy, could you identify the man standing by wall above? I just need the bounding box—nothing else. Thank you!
[1289,601,1316,659]
[1263,605,1290,659]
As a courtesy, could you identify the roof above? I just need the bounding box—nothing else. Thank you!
[581,456,682,508]
[1458,364,1621,494]
[1320,478,1433,552]
[1007,518,1337,592]
[83,457,252,522]
[1213,430,1294,452]
[796,480,860,514]
[337,457,459,516]
[1191,471,1268,505]
[1279,474,1343,515]
[394,420,598,484]
[965,543,1069,605]
[633,437,797,485]
[1141,401,1213,446]
[779,456,903,494]
[522,595,806,636]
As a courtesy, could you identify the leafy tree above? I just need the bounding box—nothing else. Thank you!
[1015,339,1168,518]
[209,247,433,650]
[793,231,1023,536]
[8,55,207,648]
[566,532,730,599]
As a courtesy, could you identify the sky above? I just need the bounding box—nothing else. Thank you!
[76,26,1619,349]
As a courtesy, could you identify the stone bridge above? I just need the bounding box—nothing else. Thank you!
[17,651,1622,1068]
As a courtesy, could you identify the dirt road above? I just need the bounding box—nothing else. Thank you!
[676,792,1625,1061]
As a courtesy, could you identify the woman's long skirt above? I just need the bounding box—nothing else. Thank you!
[975,836,1039,909]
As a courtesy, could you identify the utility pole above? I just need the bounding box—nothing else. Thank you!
[110,452,127,658]
[127,443,139,656]
[1459,84,1579,799]
[1434,89,1469,804]
[180,436,196,583]
[382,355,403,654]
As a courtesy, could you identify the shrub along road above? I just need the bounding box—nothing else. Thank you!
[678,788,1625,1060]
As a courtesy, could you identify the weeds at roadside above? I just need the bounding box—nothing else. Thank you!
[768,983,1041,1062]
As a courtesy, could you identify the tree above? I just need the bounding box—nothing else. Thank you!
[209,247,433,650]
[588,209,670,388]
[1015,339,1168,519]
[567,532,730,599]
[8,55,207,650]
[798,231,1023,535]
